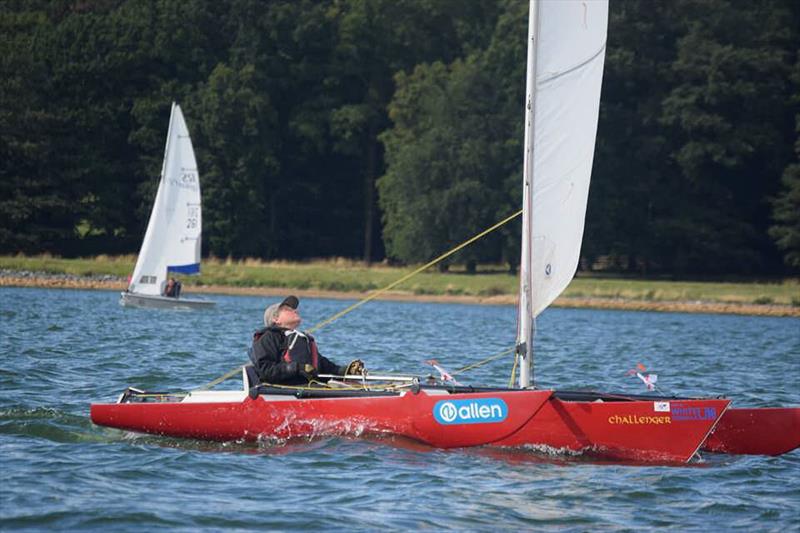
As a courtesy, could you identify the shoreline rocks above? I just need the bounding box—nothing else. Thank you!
[1,270,797,317]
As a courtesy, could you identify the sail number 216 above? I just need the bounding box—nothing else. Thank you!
[187,206,199,229]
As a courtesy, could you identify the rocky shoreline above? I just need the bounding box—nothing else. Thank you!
[1,269,798,317]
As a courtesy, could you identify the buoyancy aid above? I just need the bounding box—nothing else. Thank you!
[281,329,319,369]
[252,327,320,369]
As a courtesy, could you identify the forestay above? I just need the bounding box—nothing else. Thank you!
[517,0,608,385]
[128,103,202,296]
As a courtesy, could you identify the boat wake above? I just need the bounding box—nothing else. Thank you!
[0,406,101,444]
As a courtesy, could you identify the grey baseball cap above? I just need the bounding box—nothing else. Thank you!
[263,295,299,327]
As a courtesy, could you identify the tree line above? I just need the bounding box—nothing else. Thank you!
[1,0,798,276]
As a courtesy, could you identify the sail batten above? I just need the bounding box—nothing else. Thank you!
[517,0,608,387]
[537,41,607,86]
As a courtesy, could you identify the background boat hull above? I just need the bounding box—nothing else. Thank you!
[119,291,215,309]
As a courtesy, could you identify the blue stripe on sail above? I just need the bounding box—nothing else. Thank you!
[167,263,200,274]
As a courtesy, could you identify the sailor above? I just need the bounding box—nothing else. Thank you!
[249,295,365,385]
[164,277,181,298]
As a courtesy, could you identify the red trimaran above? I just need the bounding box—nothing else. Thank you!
[91,0,799,463]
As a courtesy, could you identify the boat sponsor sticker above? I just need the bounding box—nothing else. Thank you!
[607,402,719,425]
[671,403,717,422]
[654,401,670,412]
[433,398,508,425]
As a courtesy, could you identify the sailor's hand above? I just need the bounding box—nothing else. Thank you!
[300,363,318,381]
[344,359,365,375]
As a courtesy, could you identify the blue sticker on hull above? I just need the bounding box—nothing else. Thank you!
[672,405,717,421]
[434,398,508,425]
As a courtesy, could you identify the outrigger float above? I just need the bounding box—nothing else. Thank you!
[91,0,799,462]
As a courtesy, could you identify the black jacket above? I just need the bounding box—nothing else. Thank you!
[248,326,343,385]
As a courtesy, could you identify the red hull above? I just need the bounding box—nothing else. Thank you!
[92,390,552,448]
[91,390,732,463]
[701,407,800,455]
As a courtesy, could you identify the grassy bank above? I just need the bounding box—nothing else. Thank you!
[1,254,799,308]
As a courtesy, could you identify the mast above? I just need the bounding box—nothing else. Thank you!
[516,0,538,389]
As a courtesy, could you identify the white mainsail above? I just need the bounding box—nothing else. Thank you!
[128,103,202,296]
[517,0,609,386]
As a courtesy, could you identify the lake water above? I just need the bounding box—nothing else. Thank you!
[1,286,798,531]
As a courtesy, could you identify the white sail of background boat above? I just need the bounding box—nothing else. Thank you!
[516,0,607,386]
[120,102,214,309]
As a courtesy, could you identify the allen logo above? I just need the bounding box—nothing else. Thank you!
[434,398,508,425]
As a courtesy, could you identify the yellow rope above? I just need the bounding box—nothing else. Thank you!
[254,378,412,393]
[307,209,522,333]
[451,346,516,376]
[195,366,242,391]
[508,353,519,388]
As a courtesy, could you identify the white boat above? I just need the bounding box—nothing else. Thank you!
[120,102,214,310]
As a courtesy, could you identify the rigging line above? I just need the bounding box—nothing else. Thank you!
[193,208,523,393]
[508,353,520,388]
[307,208,523,334]
[451,346,516,376]
[131,392,188,398]
[194,365,243,391]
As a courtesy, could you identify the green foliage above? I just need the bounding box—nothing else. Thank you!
[769,119,800,269]
[378,0,525,270]
[769,165,800,268]
[768,52,800,269]
[0,0,798,277]
[197,62,279,258]
[585,0,679,274]
[656,0,797,274]
[0,8,80,252]
[378,57,514,268]
[583,0,800,275]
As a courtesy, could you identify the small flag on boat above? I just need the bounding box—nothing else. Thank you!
[425,359,460,385]
[627,364,658,391]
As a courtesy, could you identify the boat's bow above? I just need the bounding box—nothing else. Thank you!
[496,393,731,463]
